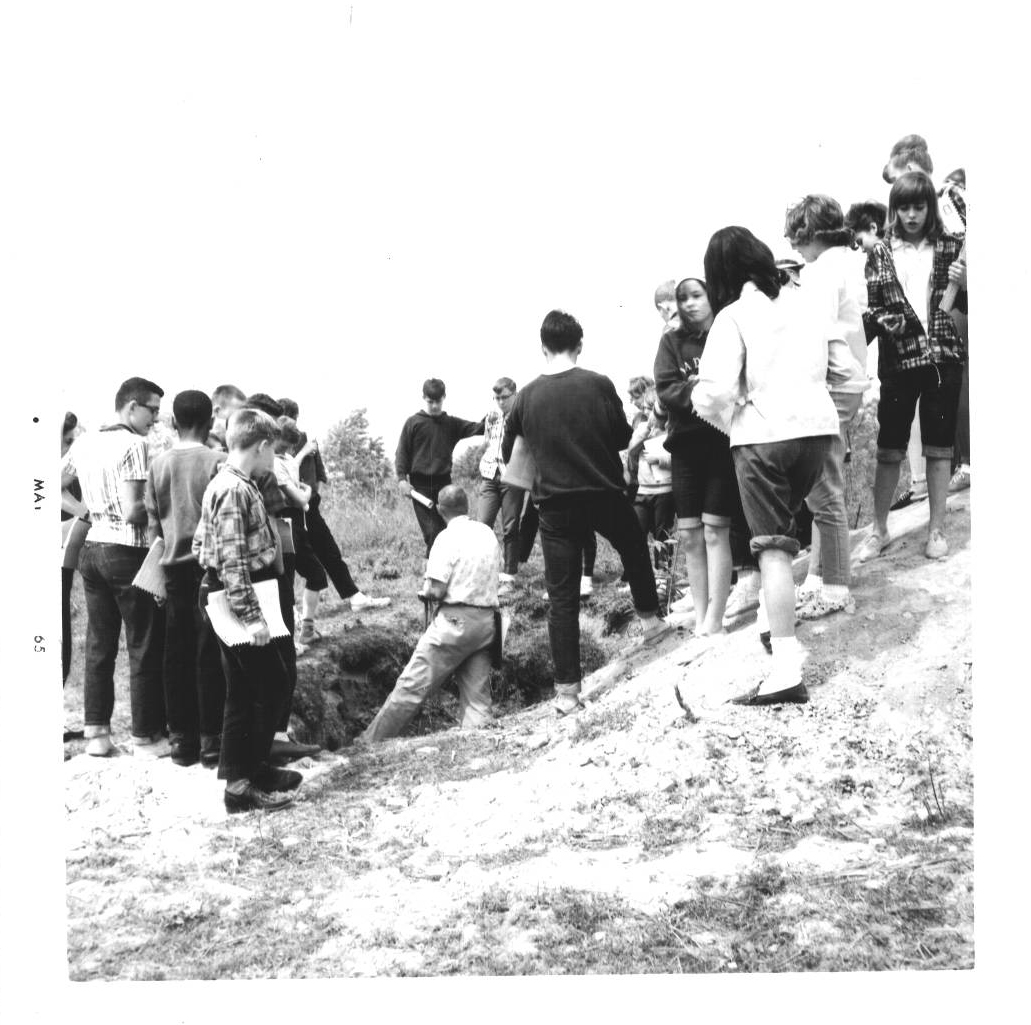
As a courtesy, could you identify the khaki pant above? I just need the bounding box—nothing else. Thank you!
[361,605,495,742]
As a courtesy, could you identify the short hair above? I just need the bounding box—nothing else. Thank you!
[628,375,654,398]
[436,484,469,516]
[654,279,677,305]
[211,384,246,408]
[540,309,583,354]
[887,171,945,241]
[115,377,163,411]
[244,393,284,418]
[492,377,517,396]
[63,411,78,435]
[845,201,888,237]
[277,397,300,419]
[226,408,280,451]
[674,276,707,301]
[944,167,966,189]
[172,390,213,431]
[276,415,302,448]
[783,194,853,249]
[703,226,781,316]
[422,378,446,401]
[883,133,933,182]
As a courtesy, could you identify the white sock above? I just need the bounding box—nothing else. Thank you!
[801,573,822,593]
[499,573,515,583]
[756,636,804,695]
[274,731,290,743]
[822,583,850,603]
[352,591,366,602]
[226,778,251,795]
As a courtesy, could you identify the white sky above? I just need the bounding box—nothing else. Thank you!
[16,1,972,446]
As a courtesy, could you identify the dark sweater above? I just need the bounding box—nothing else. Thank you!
[653,324,726,452]
[145,445,227,565]
[502,367,630,501]
[395,410,480,483]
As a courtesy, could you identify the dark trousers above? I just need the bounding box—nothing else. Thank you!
[410,475,449,557]
[199,573,290,783]
[78,541,166,737]
[304,492,359,599]
[62,567,74,685]
[538,491,659,685]
[163,561,226,754]
[289,507,329,593]
[276,553,298,733]
[478,475,525,574]
[633,492,676,544]
[516,497,596,573]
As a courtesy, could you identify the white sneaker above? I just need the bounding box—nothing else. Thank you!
[640,618,672,644]
[948,466,970,493]
[668,594,695,615]
[580,576,594,597]
[723,584,760,619]
[133,734,171,759]
[85,729,115,758]
[351,592,391,611]
[497,580,514,597]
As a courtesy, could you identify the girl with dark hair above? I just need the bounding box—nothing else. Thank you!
[62,413,89,741]
[653,276,749,640]
[690,227,861,706]
[853,171,967,565]
[784,196,871,619]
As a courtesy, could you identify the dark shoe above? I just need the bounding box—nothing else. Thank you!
[224,784,296,814]
[269,738,321,761]
[759,630,772,654]
[170,740,200,767]
[63,728,85,742]
[729,682,809,706]
[253,764,303,792]
[201,750,220,769]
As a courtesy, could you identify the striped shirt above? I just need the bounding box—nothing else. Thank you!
[192,463,279,625]
[61,425,149,547]
[478,408,508,479]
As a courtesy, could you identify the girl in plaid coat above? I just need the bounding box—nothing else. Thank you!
[854,171,967,564]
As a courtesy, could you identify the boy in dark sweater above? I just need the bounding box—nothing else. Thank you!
[502,311,668,715]
[395,378,481,556]
[146,391,228,767]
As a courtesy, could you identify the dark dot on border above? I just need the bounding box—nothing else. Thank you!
[32,417,39,423]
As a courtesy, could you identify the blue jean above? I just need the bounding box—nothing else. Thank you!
[78,541,166,737]
[199,569,291,782]
[163,561,226,753]
[805,393,862,587]
[538,491,659,687]
[477,475,525,574]
[410,474,449,557]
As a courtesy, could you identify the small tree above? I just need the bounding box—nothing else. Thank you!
[321,408,393,497]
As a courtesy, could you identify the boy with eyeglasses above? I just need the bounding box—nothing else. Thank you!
[61,377,169,758]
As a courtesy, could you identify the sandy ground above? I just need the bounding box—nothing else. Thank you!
[63,490,972,977]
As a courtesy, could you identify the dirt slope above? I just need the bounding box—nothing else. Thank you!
[65,491,972,978]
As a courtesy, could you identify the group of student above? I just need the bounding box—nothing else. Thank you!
[61,386,389,812]
[394,132,968,715]
[60,131,968,813]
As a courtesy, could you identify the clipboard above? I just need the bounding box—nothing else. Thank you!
[204,578,290,647]
[131,538,167,599]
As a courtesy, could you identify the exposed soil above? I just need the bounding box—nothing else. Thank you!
[63,491,972,978]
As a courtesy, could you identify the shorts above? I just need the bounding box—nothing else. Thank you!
[669,429,738,528]
[732,436,832,557]
[876,363,963,462]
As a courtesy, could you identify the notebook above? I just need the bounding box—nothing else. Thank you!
[131,538,167,599]
[204,578,290,647]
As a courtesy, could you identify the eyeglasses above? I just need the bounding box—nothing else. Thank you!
[140,404,161,417]
[493,392,514,401]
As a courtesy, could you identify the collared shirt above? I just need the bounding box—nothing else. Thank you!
[890,235,935,331]
[426,515,500,608]
[62,425,149,547]
[478,408,508,479]
[192,463,279,625]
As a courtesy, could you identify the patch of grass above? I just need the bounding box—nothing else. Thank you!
[568,700,637,745]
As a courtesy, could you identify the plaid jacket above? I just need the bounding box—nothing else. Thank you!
[192,464,279,625]
[862,231,967,378]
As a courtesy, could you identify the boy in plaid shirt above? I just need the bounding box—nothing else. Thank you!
[193,409,301,813]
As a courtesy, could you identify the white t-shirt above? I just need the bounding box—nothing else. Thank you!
[426,515,500,607]
[891,236,934,331]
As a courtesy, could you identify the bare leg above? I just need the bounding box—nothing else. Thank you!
[680,526,707,626]
[873,460,903,540]
[926,456,951,537]
[758,549,796,639]
[700,524,732,634]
